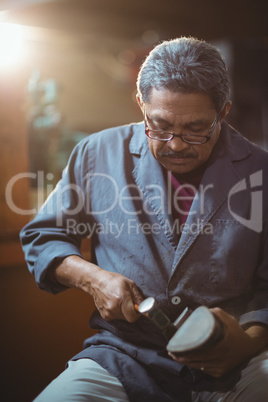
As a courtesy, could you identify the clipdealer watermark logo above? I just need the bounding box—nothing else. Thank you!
[227,170,263,233]
[5,170,263,236]
[65,217,213,238]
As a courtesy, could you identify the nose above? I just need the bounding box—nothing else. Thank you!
[167,136,190,152]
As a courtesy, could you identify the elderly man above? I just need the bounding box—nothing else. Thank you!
[20,37,268,401]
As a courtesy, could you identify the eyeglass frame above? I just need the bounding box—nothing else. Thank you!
[143,110,220,145]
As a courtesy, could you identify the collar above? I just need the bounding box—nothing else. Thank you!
[211,121,251,163]
[129,121,252,163]
[129,122,147,156]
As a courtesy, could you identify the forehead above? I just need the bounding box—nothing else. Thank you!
[146,88,215,120]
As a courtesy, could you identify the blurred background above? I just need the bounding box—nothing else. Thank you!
[0,0,268,400]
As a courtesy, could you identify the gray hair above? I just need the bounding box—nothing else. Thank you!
[137,37,231,113]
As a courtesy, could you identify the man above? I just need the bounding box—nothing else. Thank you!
[20,37,268,401]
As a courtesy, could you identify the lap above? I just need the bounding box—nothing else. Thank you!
[192,350,268,402]
[35,351,268,401]
[34,358,129,402]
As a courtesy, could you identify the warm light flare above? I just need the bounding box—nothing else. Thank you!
[0,22,25,68]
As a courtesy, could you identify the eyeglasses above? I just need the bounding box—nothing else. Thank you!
[144,111,219,145]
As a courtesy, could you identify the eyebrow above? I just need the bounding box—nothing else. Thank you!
[147,114,170,125]
[147,114,210,129]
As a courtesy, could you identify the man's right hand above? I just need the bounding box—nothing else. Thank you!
[50,255,143,323]
[87,268,144,322]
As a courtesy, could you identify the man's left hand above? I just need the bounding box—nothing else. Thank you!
[169,308,268,378]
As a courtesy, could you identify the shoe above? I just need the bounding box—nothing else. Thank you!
[166,306,224,355]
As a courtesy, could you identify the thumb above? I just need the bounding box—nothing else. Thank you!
[211,307,236,323]
[120,283,143,323]
[130,283,144,305]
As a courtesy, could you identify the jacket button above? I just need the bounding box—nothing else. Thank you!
[171,296,181,305]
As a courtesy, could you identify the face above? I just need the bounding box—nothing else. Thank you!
[137,88,231,175]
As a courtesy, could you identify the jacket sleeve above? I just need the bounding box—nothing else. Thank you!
[20,138,92,294]
[238,228,268,328]
[238,162,268,328]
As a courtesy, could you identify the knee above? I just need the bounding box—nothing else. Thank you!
[238,351,268,401]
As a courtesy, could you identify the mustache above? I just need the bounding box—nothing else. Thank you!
[158,150,198,159]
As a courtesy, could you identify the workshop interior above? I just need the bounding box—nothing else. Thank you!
[0,0,267,401]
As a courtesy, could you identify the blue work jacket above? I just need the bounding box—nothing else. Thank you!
[20,121,268,401]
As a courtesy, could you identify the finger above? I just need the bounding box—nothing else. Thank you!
[210,307,236,325]
[121,295,140,323]
[122,283,144,321]
[169,353,207,370]
[130,283,144,305]
[96,299,124,321]
[168,353,221,376]
[169,352,219,366]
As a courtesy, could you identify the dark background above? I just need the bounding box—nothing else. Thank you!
[1,1,268,401]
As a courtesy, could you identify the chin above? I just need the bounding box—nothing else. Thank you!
[170,167,194,175]
[162,160,199,175]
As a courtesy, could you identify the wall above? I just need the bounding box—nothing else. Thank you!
[0,261,97,402]
[1,8,268,401]
[0,29,142,402]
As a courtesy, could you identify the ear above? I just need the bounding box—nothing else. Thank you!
[136,94,144,113]
[219,101,232,122]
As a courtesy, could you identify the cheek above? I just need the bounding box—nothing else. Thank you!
[195,141,217,162]
[148,141,162,158]
[200,130,221,159]
[196,147,210,161]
